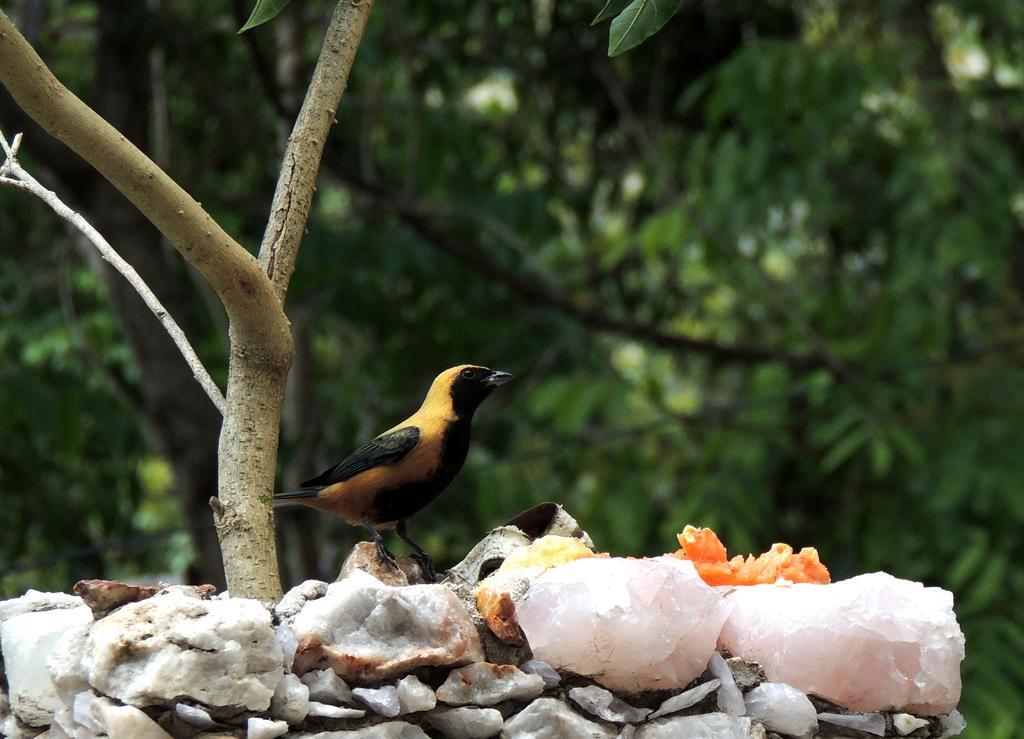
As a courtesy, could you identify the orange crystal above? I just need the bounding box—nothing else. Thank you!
[671,525,830,586]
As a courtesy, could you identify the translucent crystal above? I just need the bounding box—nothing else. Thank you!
[744,682,816,736]
[519,659,561,689]
[396,674,436,714]
[353,685,401,717]
[719,572,964,714]
[516,557,731,692]
[940,710,966,737]
[426,706,503,738]
[436,662,543,706]
[817,711,886,735]
[301,667,353,704]
[502,697,616,738]
[707,652,745,716]
[634,713,760,738]
[568,685,650,723]
[648,679,720,719]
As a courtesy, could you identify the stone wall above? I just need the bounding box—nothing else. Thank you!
[0,507,967,739]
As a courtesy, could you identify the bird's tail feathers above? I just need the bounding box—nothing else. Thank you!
[273,488,321,507]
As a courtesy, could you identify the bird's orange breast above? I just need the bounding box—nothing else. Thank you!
[308,415,449,526]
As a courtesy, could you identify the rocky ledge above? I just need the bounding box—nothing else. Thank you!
[0,505,966,738]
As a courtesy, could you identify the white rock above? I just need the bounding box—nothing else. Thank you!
[744,682,817,736]
[307,699,367,718]
[82,590,283,711]
[428,706,504,738]
[719,572,964,714]
[288,571,483,682]
[301,668,353,704]
[893,713,930,735]
[648,679,720,719]
[174,703,216,728]
[516,557,730,692]
[304,721,428,737]
[276,580,328,620]
[38,727,73,739]
[277,622,300,671]
[940,710,966,737]
[0,591,84,622]
[519,659,561,689]
[437,662,544,706]
[1,604,92,726]
[48,626,93,736]
[818,711,886,735]
[72,691,105,734]
[247,716,290,739]
[271,672,310,724]
[568,685,650,723]
[396,674,436,713]
[92,698,172,738]
[501,697,616,738]
[353,685,401,717]
[634,713,763,739]
[707,652,745,716]
[47,622,91,700]
[0,715,22,739]
[617,727,636,739]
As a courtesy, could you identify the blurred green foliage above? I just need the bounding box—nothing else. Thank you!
[2,0,1023,733]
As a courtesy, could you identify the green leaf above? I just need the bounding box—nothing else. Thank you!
[592,0,633,25]
[608,0,686,57]
[820,425,869,473]
[238,0,291,33]
[869,435,892,476]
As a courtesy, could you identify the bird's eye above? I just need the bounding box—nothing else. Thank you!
[460,368,476,379]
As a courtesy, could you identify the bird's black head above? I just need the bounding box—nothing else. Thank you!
[430,364,513,419]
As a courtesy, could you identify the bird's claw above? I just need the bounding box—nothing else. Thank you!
[413,552,437,583]
[375,541,400,571]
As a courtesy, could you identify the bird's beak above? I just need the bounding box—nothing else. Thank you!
[482,370,514,386]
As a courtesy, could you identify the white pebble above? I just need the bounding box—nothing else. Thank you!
[307,700,366,718]
[396,675,436,714]
[819,711,886,736]
[247,716,289,739]
[353,685,401,717]
[893,713,930,735]
[744,682,817,736]
[648,679,720,719]
[707,652,745,716]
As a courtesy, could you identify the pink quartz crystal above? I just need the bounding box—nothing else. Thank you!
[515,557,731,692]
[718,572,964,714]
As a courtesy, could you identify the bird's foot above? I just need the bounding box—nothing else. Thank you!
[412,552,437,583]
[375,541,400,572]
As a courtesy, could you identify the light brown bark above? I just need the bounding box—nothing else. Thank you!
[259,0,375,302]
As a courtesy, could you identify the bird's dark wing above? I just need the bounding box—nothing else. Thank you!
[299,426,421,488]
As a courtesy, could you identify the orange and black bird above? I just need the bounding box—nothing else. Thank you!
[275,365,513,581]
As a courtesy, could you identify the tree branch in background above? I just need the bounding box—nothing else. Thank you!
[0,130,226,413]
[330,169,835,371]
[258,0,375,302]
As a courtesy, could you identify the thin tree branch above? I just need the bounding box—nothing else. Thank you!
[0,129,226,413]
[258,0,375,302]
